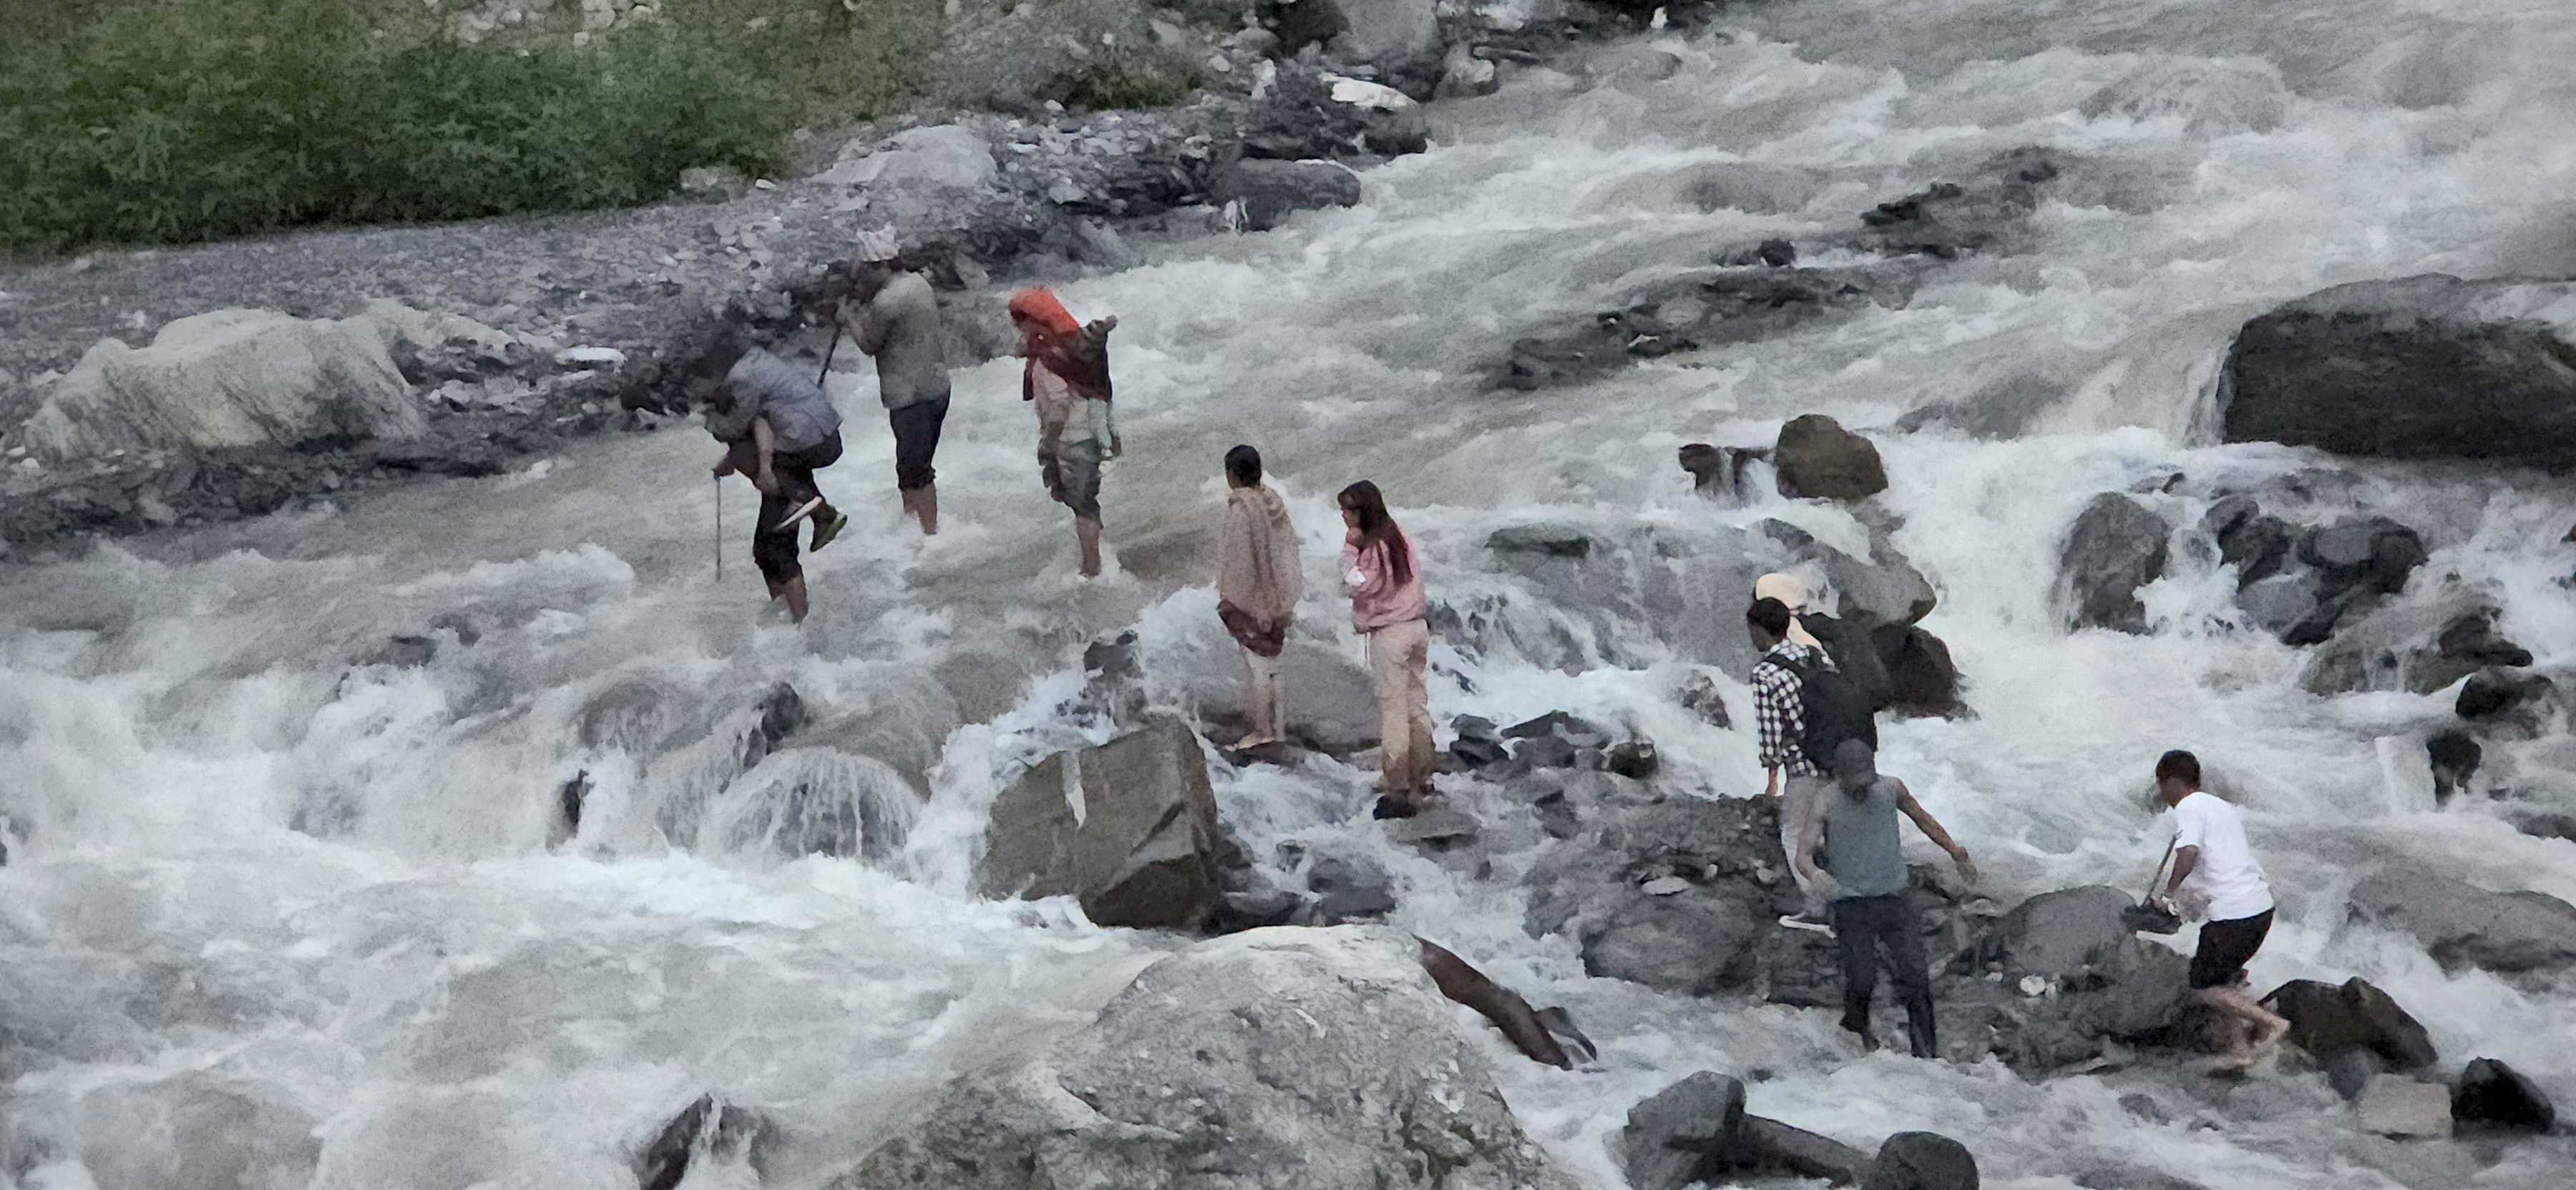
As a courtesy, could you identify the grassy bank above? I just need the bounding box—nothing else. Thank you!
[0,0,947,257]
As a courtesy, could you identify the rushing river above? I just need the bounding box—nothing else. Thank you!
[6,0,2576,1186]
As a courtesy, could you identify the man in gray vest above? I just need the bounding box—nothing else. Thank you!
[839,228,951,535]
[1793,738,1979,1058]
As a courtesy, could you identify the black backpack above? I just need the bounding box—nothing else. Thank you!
[1787,650,1880,764]
[1799,612,1895,711]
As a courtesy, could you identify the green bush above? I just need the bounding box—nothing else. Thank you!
[0,0,945,257]
[1051,41,1207,112]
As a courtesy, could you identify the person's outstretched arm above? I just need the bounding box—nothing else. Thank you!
[750,417,780,494]
[1792,791,1838,898]
[1895,780,1978,882]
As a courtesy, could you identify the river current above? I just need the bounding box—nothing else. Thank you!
[5,0,2576,1186]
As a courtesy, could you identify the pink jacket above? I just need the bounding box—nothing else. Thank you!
[1341,527,1426,632]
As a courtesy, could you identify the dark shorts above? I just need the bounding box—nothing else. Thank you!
[889,397,947,491]
[1040,436,1103,521]
[751,433,842,585]
[2189,907,2273,990]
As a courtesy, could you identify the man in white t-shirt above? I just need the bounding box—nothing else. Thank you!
[2153,749,2291,1068]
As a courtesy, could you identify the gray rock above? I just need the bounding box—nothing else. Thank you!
[2298,517,2426,599]
[1774,414,1888,500]
[1992,887,2133,978]
[1486,523,1592,557]
[2451,1057,2556,1135]
[2117,1093,2167,1123]
[1581,892,1764,995]
[2074,1166,2212,1190]
[2059,492,2170,633]
[2220,274,2576,470]
[2426,731,2479,805]
[821,125,1000,190]
[1620,1072,1747,1190]
[833,927,1584,1190]
[2326,1048,2387,1101]
[1677,673,1732,728]
[2457,668,2550,719]
[2236,572,2319,635]
[2436,610,2533,668]
[1307,853,1397,922]
[1863,1131,1979,1190]
[2357,1075,2454,1138]
[1872,624,1963,717]
[1209,159,1361,231]
[2261,976,2438,1070]
[2346,867,2576,974]
[1328,0,1440,70]
[2219,513,2294,587]
[2514,812,2576,844]
[1607,739,1659,780]
[977,716,1234,931]
[1738,1116,1872,1184]
[637,1093,770,1190]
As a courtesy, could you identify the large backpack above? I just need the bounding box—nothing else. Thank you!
[1788,649,1880,765]
[1799,612,1895,711]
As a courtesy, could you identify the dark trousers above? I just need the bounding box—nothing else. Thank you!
[1830,892,1936,1054]
[746,434,842,585]
[889,397,948,491]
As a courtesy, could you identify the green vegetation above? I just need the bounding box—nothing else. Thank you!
[0,0,946,257]
[1051,41,1208,112]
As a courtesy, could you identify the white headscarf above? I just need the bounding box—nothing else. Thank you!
[1755,571,1827,650]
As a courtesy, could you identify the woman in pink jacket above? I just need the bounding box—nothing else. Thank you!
[1337,481,1433,819]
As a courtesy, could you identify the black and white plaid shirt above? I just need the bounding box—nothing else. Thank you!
[1752,641,1826,778]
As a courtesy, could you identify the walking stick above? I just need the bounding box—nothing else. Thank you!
[816,301,841,387]
[714,473,723,582]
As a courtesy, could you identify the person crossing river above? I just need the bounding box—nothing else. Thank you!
[706,333,849,625]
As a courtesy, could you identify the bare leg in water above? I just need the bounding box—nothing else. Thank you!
[1075,515,1103,578]
[764,575,809,624]
[2203,982,2290,1068]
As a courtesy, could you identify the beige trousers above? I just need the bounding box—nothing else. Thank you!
[1366,618,1435,796]
[1242,646,1284,740]
[1780,773,1832,915]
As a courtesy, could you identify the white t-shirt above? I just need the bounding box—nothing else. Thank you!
[2169,790,2273,922]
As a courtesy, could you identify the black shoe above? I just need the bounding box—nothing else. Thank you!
[809,507,849,552]
[1370,795,1418,820]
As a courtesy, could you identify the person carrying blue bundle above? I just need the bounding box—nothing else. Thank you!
[707,337,849,624]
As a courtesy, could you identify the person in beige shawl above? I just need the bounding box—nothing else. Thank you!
[1216,445,1302,748]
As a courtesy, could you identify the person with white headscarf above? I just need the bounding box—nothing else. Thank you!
[838,227,951,535]
[1755,571,1827,650]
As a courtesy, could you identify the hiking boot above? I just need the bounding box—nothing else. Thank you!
[1779,911,1833,935]
[1370,794,1419,820]
[773,497,824,532]
[809,507,849,552]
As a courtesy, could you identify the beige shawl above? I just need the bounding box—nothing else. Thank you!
[1755,571,1827,650]
[1219,484,1303,625]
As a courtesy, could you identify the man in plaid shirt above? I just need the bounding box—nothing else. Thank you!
[1749,596,1835,932]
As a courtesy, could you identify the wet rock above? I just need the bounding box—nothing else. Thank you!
[23,308,426,462]
[1677,672,1732,728]
[2074,1166,2212,1190]
[1158,635,1380,757]
[741,682,808,769]
[2346,867,2576,974]
[1958,888,2191,1060]
[834,927,1584,1190]
[1386,807,1478,848]
[2457,668,2550,719]
[1436,41,1498,99]
[2117,1093,2167,1124]
[2327,1049,2387,1102]
[1619,1071,1748,1190]
[1852,147,2064,260]
[1486,523,1593,557]
[2357,1075,2454,1139]
[2205,496,2293,587]
[550,770,590,848]
[2514,812,2576,844]
[1607,739,1659,780]
[2059,493,2170,633]
[1513,733,1579,769]
[1863,1131,1979,1190]
[2434,609,2532,669]
[637,1093,770,1190]
[977,716,1236,931]
[2220,274,2576,470]
[1306,852,1397,922]
[1327,0,1440,72]
[2260,976,2438,1070]
[2298,517,2427,600]
[1503,710,1610,746]
[2300,590,2509,695]
[1872,624,1963,716]
[2426,731,2481,805]
[2236,572,2320,635]
[1738,1116,1872,1184]
[2451,1057,2556,1135]
[360,634,440,668]
[1209,158,1361,231]
[1450,714,1511,767]
[1991,887,2131,977]
[1774,414,1888,500]
[1582,892,1765,995]
[1679,442,1765,502]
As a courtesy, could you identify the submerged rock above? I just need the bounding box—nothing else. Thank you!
[636,1093,771,1190]
[1620,1072,1748,1190]
[1209,158,1362,231]
[2220,274,2576,470]
[978,716,1238,931]
[1863,1131,1979,1190]
[2059,492,2170,633]
[2346,867,2576,975]
[2426,731,2481,804]
[834,927,1584,1190]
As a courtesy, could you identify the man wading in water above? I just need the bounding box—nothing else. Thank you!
[838,228,950,535]
[1794,738,1978,1059]
[2152,749,2292,1070]
[1215,444,1301,749]
[1010,288,1119,577]
[706,332,848,623]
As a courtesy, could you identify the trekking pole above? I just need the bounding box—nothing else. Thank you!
[714,473,723,582]
[816,301,841,388]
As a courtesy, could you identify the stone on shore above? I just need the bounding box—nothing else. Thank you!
[977,716,1236,931]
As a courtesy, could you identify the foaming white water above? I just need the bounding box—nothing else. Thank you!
[9,0,2576,1184]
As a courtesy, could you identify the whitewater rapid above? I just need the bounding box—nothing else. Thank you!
[7,0,2576,1186]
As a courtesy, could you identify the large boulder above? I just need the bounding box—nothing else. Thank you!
[819,125,998,191]
[2346,867,2576,975]
[2258,977,2438,1070]
[2059,493,2170,633]
[1620,1073,1748,1190]
[1210,158,1362,232]
[1958,888,2192,1063]
[2297,517,2427,600]
[834,927,1584,1190]
[2357,1075,2454,1139]
[23,308,426,462]
[1990,887,2132,977]
[1863,1132,1979,1190]
[1774,414,1889,500]
[977,716,1236,931]
[2451,1058,2557,1135]
[2220,275,2576,470]
[1872,625,1963,717]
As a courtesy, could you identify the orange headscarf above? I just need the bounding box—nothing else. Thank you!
[1009,286,1113,404]
[1008,287,1080,341]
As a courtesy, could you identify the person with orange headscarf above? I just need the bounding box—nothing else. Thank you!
[1009,288,1120,577]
